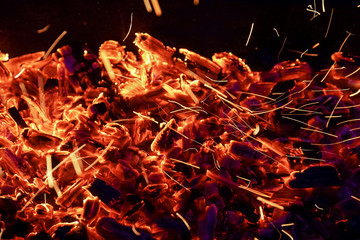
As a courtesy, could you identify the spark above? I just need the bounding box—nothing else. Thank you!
[281,116,321,131]
[100,51,115,81]
[326,95,343,128]
[236,175,251,187]
[269,221,282,240]
[70,153,83,176]
[45,144,87,179]
[37,24,50,34]
[273,28,280,37]
[300,49,308,58]
[43,30,67,59]
[169,158,200,169]
[168,100,204,114]
[315,204,324,210]
[281,230,294,240]
[238,185,272,198]
[312,42,320,49]
[339,31,353,52]
[346,66,360,79]
[150,0,162,16]
[325,8,333,38]
[286,155,326,162]
[337,118,360,125]
[307,9,321,20]
[132,225,141,236]
[133,111,159,124]
[20,184,47,212]
[176,212,191,231]
[351,195,360,202]
[312,135,360,146]
[212,153,221,170]
[193,0,200,6]
[281,223,295,227]
[284,106,322,114]
[143,0,152,12]
[320,63,335,82]
[308,0,320,20]
[259,206,265,220]
[350,127,360,131]
[219,96,253,113]
[322,0,325,12]
[123,12,133,42]
[112,118,137,123]
[289,101,319,113]
[162,169,189,191]
[311,88,349,92]
[300,127,338,138]
[183,148,199,152]
[336,103,360,109]
[46,155,54,188]
[289,49,319,57]
[257,196,284,210]
[204,75,228,83]
[252,100,293,115]
[238,90,275,101]
[278,37,287,61]
[84,140,114,171]
[14,68,26,79]
[320,66,345,71]
[324,115,342,118]
[245,23,254,46]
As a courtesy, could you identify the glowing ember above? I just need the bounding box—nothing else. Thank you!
[0,33,360,239]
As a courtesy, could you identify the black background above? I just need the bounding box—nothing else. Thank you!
[0,0,359,71]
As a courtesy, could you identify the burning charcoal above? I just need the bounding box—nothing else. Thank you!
[89,102,107,115]
[54,223,89,240]
[228,141,262,161]
[134,33,175,64]
[81,197,100,224]
[22,128,62,150]
[2,30,360,239]
[96,217,154,240]
[142,183,168,199]
[198,204,217,240]
[88,179,122,205]
[28,231,53,240]
[335,196,360,218]
[150,118,179,152]
[156,217,191,240]
[56,180,86,208]
[34,203,53,219]
[268,59,312,81]
[288,165,341,188]
[8,106,28,128]
[231,198,259,223]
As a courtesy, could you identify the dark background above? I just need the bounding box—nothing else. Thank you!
[0,0,359,71]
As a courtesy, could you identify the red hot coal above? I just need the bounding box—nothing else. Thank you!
[0,33,359,239]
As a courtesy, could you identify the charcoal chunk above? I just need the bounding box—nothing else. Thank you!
[88,179,122,205]
[289,166,341,188]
